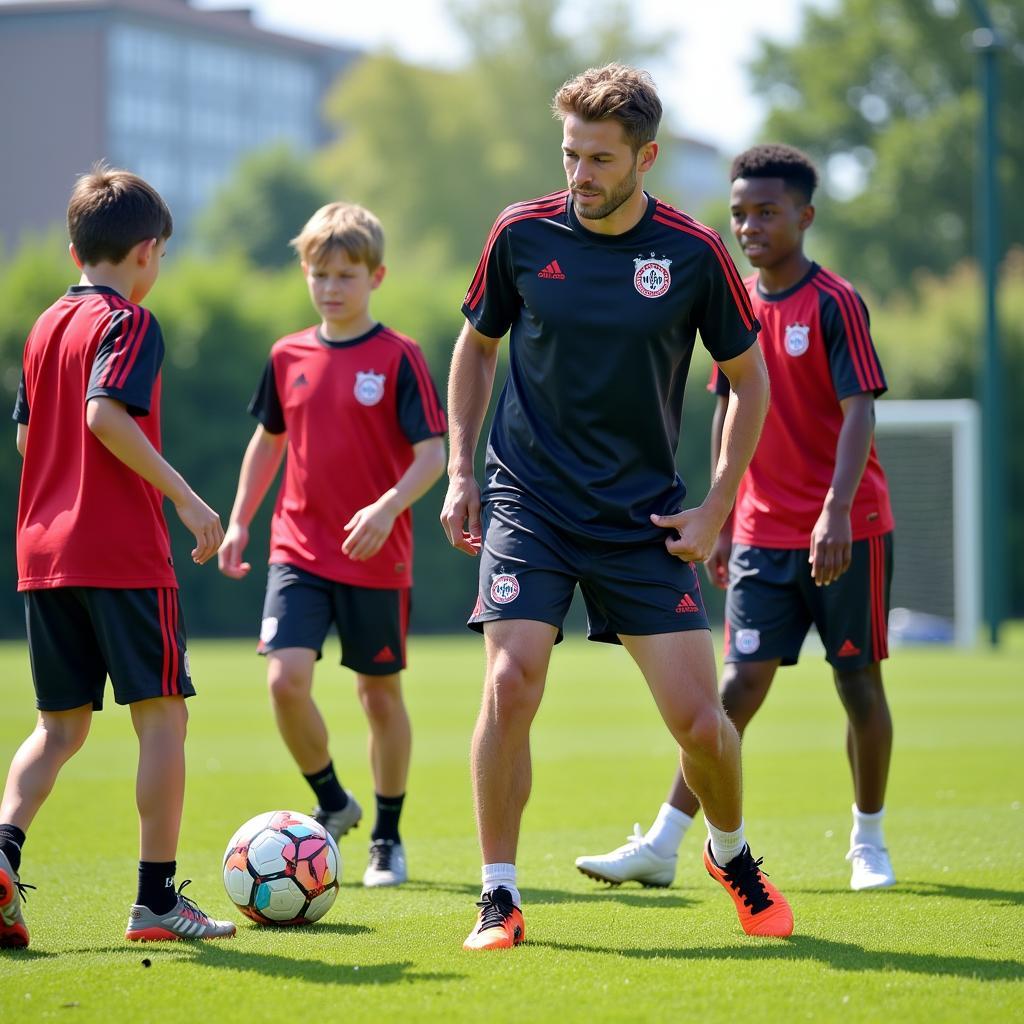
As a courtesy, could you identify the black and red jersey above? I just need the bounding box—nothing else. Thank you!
[13,285,177,590]
[463,190,759,542]
[711,263,893,547]
[249,323,446,589]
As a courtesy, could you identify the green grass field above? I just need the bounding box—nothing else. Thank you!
[1,632,1022,1022]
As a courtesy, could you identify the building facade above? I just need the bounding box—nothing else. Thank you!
[0,0,356,243]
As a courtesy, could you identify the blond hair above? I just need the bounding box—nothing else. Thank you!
[552,63,662,152]
[290,202,384,270]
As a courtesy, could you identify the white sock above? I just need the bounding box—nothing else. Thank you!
[706,818,746,867]
[850,804,886,849]
[645,802,693,858]
[481,863,521,907]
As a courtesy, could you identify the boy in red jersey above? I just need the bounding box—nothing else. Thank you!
[218,202,446,888]
[576,144,897,893]
[0,167,235,947]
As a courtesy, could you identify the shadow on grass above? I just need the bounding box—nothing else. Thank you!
[401,878,694,910]
[891,880,1024,906]
[530,935,1024,982]
[59,944,461,986]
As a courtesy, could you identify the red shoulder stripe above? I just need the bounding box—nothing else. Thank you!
[465,192,568,312]
[813,271,883,392]
[383,329,447,435]
[100,300,151,390]
[652,203,756,331]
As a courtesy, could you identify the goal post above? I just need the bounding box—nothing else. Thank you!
[873,399,981,648]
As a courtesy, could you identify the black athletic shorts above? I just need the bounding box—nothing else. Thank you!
[259,562,410,676]
[724,533,893,669]
[468,500,709,644]
[24,586,193,711]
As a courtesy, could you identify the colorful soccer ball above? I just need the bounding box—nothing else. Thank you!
[222,810,340,926]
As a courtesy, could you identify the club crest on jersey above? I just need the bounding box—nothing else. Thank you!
[734,629,761,655]
[354,370,386,406]
[633,254,672,298]
[784,323,811,357]
[490,573,520,605]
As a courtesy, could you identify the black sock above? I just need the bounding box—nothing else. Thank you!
[304,761,348,813]
[137,861,177,915]
[0,824,26,875]
[371,793,405,843]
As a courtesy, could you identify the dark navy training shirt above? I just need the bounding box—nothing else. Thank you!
[462,189,759,542]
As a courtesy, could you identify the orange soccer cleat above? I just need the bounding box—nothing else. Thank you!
[0,849,31,948]
[703,839,794,938]
[462,887,525,951]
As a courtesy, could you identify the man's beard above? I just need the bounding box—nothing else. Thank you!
[572,164,638,221]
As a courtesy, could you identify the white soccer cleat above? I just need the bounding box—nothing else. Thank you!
[846,843,896,890]
[575,824,677,888]
[362,839,407,887]
[312,791,363,841]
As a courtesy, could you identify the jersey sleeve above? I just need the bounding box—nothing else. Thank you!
[396,347,448,444]
[460,215,519,339]
[818,288,888,400]
[247,356,286,434]
[692,240,761,363]
[85,307,164,416]
[12,371,29,424]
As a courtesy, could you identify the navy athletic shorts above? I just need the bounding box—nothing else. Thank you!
[259,562,410,676]
[468,500,709,644]
[24,586,193,711]
[724,533,893,669]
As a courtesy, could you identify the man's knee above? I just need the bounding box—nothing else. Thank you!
[39,709,91,755]
[677,702,734,761]
[484,650,545,722]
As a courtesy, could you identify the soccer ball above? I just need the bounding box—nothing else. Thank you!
[222,810,340,926]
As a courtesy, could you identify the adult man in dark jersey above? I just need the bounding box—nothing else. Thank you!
[441,64,794,949]
[575,144,896,893]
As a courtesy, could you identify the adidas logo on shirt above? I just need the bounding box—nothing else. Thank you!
[292,372,309,388]
[537,260,566,280]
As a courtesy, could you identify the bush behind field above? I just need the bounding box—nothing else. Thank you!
[0,242,1021,638]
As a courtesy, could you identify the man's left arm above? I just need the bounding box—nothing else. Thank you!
[808,393,875,587]
[652,343,769,561]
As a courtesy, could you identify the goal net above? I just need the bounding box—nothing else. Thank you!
[873,399,981,648]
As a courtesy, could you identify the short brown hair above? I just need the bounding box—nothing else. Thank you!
[290,202,385,271]
[67,164,173,265]
[552,63,662,151]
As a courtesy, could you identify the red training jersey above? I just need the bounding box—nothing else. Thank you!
[711,263,894,548]
[14,285,177,590]
[249,323,447,589]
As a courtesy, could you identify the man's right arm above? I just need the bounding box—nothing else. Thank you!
[705,393,732,588]
[218,425,287,579]
[439,321,501,556]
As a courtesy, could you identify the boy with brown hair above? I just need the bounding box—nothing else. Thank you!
[218,201,446,888]
[0,166,234,947]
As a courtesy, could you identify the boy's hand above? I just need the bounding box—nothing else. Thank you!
[440,473,482,556]
[342,499,397,562]
[809,502,852,587]
[218,522,252,579]
[174,492,224,565]
[704,532,732,589]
